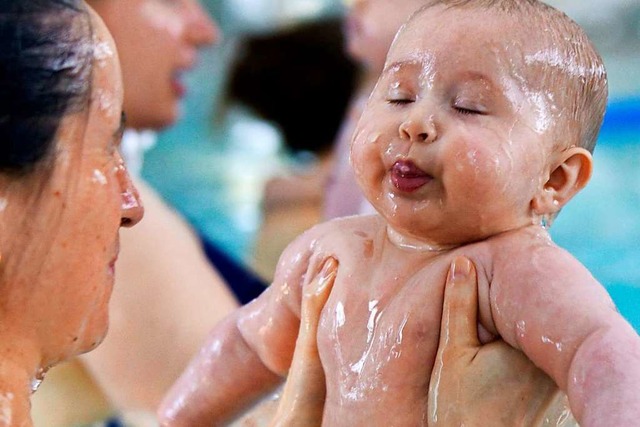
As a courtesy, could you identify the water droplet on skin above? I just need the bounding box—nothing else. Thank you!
[541,335,564,352]
[386,226,456,252]
[279,281,290,296]
[366,300,380,344]
[30,378,43,393]
[92,38,115,68]
[516,320,526,338]
[335,301,346,328]
[92,169,107,185]
[31,368,46,393]
[540,214,554,229]
[525,48,605,80]
[94,88,115,115]
[121,189,140,211]
[0,392,14,425]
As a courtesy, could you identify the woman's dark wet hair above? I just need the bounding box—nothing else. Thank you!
[0,0,93,174]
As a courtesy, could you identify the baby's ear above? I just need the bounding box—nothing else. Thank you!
[531,147,593,215]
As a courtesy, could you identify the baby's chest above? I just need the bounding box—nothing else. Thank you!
[316,264,446,390]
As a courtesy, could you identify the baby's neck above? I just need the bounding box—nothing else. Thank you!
[385,223,550,253]
[385,226,459,253]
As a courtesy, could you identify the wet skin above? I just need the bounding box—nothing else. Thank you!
[159,7,640,426]
[235,257,580,427]
[0,6,144,367]
[235,218,605,426]
[0,5,143,426]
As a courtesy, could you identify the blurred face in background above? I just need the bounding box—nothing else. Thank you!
[343,0,426,72]
[88,0,219,130]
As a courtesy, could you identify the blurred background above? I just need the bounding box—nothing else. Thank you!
[142,0,640,327]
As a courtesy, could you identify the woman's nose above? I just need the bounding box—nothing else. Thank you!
[116,162,144,228]
[399,115,437,144]
[185,0,220,47]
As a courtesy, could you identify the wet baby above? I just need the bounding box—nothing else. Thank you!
[160,1,640,426]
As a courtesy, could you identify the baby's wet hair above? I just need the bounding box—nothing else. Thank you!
[406,0,608,154]
[0,0,94,174]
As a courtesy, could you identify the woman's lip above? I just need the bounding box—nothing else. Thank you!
[171,77,186,98]
[390,160,433,192]
[108,241,119,275]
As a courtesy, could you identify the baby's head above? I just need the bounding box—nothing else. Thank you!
[351,0,607,248]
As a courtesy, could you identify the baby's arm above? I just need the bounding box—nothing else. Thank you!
[491,246,640,426]
[158,230,325,426]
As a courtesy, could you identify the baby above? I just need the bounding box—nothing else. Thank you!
[160,1,640,426]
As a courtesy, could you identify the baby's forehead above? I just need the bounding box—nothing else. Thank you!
[389,9,561,87]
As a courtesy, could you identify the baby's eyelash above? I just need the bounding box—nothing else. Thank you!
[454,106,483,115]
[387,99,413,106]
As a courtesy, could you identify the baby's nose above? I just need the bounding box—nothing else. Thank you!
[399,116,437,144]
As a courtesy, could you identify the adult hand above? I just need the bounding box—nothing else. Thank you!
[231,258,336,427]
[268,257,336,426]
[428,256,577,426]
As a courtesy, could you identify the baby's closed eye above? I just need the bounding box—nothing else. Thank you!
[452,97,488,116]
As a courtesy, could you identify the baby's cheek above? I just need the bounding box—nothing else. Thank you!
[351,128,384,182]
[449,142,501,188]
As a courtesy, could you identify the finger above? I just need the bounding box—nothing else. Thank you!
[437,256,480,351]
[271,258,337,426]
[301,257,338,329]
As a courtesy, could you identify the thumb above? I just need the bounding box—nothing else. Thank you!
[437,256,480,351]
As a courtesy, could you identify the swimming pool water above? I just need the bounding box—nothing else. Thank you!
[551,99,640,330]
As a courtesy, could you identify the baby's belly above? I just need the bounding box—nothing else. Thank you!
[318,295,442,426]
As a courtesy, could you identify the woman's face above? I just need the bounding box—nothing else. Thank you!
[0,7,144,367]
[89,0,219,130]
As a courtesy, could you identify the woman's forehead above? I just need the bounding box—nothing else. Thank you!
[87,8,123,117]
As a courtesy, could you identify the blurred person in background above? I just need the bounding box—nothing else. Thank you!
[224,18,359,281]
[324,0,429,218]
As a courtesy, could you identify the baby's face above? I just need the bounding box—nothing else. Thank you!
[351,6,560,248]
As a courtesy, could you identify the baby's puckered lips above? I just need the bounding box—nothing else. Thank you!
[391,160,433,192]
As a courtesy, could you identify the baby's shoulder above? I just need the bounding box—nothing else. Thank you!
[275,214,384,278]
[486,226,560,257]
[488,226,594,286]
[296,214,383,244]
